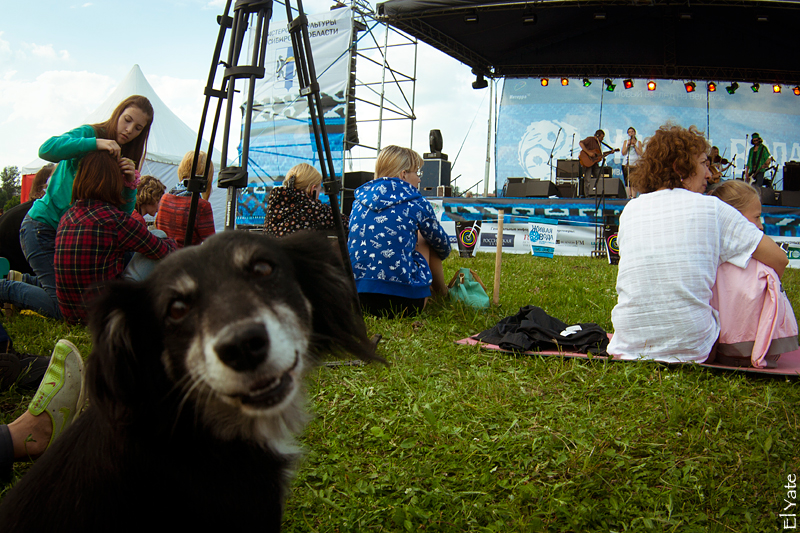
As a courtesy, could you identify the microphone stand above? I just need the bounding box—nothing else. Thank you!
[548,127,562,183]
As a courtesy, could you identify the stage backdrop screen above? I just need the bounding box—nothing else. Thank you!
[243,8,353,182]
[496,79,800,195]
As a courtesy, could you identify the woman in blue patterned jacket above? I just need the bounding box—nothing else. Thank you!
[348,145,451,317]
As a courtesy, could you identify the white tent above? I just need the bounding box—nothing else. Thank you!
[22,64,229,231]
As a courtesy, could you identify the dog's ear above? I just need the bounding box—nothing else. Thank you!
[86,281,167,422]
[279,232,383,363]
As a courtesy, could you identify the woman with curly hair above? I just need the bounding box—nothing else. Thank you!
[607,124,788,363]
[132,175,166,226]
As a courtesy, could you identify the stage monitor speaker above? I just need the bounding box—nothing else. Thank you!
[759,186,780,206]
[342,171,373,215]
[784,162,800,192]
[420,159,451,196]
[557,183,578,198]
[505,179,559,197]
[556,160,581,178]
[584,178,627,198]
[781,190,800,207]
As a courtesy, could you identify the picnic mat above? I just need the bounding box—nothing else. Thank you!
[456,335,800,377]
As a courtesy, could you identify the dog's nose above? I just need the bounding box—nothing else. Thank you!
[215,323,270,371]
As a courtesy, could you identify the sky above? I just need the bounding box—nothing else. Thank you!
[0,0,496,194]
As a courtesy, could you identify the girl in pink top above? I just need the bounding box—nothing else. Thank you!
[710,180,798,368]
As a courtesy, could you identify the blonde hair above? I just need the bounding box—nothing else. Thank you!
[710,180,760,212]
[178,150,214,201]
[136,175,166,212]
[283,163,322,194]
[374,145,423,180]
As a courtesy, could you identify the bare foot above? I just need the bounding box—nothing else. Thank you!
[8,411,52,459]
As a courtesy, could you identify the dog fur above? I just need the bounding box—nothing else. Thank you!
[0,231,379,532]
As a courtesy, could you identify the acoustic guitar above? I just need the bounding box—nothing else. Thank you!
[579,147,619,168]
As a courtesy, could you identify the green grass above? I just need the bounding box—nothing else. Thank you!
[2,253,799,532]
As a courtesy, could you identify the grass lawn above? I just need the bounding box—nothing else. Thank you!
[1,252,799,532]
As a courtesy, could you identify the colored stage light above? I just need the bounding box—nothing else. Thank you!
[684,81,696,93]
[541,78,549,87]
[647,80,657,91]
[561,77,569,86]
[623,79,634,89]
[794,86,800,96]
[751,83,760,92]
[604,79,616,92]
[583,78,592,87]
[773,84,782,93]
[726,82,739,94]
[707,82,716,92]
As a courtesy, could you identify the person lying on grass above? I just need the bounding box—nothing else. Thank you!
[709,180,798,368]
[347,145,450,318]
[607,124,788,363]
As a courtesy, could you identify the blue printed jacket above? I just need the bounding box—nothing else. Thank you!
[347,177,451,299]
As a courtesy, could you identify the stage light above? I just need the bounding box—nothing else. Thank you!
[647,80,657,91]
[464,13,478,23]
[684,81,696,93]
[794,86,800,96]
[605,78,616,92]
[726,82,739,94]
[541,78,549,87]
[707,82,717,92]
[751,83,760,92]
[623,79,634,89]
[773,84,782,93]
[523,13,537,25]
[561,77,569,86]
[757,14,769,22]
[583,78,592,87]
[594,12,606,20]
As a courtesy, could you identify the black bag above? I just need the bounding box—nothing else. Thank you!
[474,305,609,354]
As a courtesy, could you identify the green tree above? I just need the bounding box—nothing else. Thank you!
[0,166,21,201]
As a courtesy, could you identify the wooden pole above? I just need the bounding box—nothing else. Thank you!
[493,209,504,305]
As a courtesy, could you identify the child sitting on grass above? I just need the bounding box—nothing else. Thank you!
[55,151,177,324]
[709,180,798,367]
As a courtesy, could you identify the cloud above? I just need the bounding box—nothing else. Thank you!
[0,70,116,168]
[25,43,70,61]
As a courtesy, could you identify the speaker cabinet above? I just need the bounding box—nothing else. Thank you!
[556,159,581,178]
[784,162,800,192]
[420,159,451,196]
[505,179,559,197]
[584,178,627,198]
[557,183,578,198]
[759,186,780,206]
[781,190,800,207]
[342,171,373,215]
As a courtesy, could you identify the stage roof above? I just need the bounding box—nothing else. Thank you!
[376,0,800,85]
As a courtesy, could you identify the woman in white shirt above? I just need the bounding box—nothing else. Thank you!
[621,127,642,197]
[607,124,788,363]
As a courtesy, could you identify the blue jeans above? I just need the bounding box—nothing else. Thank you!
[0,215,63,319]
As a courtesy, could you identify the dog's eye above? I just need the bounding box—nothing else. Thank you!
[251,261,273,277]
[167,300,190,321]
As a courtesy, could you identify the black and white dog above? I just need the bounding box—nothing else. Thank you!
[0,231,380,532]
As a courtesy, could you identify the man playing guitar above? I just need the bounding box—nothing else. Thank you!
[745,133,774,188]
[579,130,619,196]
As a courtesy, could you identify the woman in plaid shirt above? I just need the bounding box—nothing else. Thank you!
[55,152,177,324]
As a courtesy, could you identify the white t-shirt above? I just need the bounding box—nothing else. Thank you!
[607,188,765,362]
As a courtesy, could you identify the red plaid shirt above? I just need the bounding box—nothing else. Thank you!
[155,194,216,248]
[55,199,177,324]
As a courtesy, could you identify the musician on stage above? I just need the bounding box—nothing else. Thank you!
[745,133,773,188]
[621,127,643,197]
[579,129,606,196]
[708,146,734,191]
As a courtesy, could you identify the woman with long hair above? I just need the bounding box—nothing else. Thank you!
[1,95,153,319]
[55,151,175,324]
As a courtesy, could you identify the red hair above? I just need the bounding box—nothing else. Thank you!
[629,124,709,194]
[72,152,125,207]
